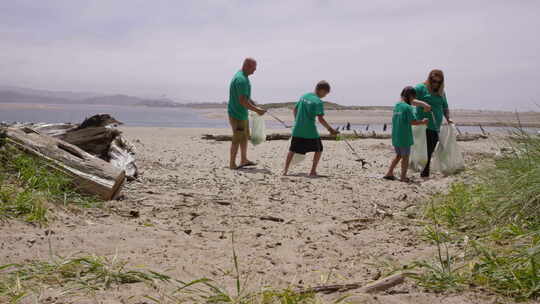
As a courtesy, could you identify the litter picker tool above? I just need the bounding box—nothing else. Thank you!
[341,136,369,168]
[267,111,292,128]
[252,100,291,129]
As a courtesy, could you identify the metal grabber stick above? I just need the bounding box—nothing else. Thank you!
[341,136,369,168]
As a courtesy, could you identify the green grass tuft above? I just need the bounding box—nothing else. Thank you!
[0,145,100,225]
[0,253,171,303]
[411,132,540,300]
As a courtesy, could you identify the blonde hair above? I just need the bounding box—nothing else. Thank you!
[424,69,445,96]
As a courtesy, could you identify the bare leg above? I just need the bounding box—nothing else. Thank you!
[309,152,322,176]
[230,142,239,169]
[283,151,294,176]
[239,138,252,166]
[385,155,401,177]
[400,155,410,181]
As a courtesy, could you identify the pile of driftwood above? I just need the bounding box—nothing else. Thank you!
[0,114,137,200]
[202,131,487,142]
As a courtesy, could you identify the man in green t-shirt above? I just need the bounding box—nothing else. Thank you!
[283,81,339,177]
[227,58,266,169]
[414,69,454,178]
[384,86,428,182]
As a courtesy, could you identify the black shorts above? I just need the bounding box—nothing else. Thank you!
[289,136,323,154]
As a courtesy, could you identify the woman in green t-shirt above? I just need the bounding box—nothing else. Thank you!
[414,69,454,178]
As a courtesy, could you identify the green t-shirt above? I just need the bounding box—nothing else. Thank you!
[392,101,415,147]
[414,83,448,131]
[228,70,251,121]
[292,92,325,139]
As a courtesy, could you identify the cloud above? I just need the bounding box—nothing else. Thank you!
[1,0,539,110]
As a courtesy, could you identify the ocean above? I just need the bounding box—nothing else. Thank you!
[0,103,285,128]
[0,103,537,134]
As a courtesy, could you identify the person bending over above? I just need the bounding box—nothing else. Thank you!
[283,81,339,177]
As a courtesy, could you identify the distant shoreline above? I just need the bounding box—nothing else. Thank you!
[1,102,539,129]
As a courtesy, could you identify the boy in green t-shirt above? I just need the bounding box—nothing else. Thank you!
[283,81,339,177]
[384,86,428,182]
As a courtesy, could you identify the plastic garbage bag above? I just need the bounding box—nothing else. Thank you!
[433,124,465,175]
[250,113,266,146]
[290,153,306,166]
[409,125,428,171]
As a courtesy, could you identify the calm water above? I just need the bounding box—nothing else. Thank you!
[0,103,537,134]
[0,104,280,129]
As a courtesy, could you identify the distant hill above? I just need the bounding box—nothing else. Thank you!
[181,102,227,109]
[0,90,74,104]
[261,101,392,111]
[82,94,143,106]
[0,87,183,108]
[81,94,181,107]
[0,85,392,110]
[0,85,101,101]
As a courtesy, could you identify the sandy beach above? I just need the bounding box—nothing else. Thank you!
[0,126,516,303]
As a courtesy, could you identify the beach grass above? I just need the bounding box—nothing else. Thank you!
[0,236,340,304]
[0,253,171,303]
[410,131,540,300]
[0,141,100,225]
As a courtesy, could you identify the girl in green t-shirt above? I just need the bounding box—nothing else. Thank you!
[384,86,428,182]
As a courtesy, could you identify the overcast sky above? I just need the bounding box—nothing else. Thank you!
[1,0,539,110]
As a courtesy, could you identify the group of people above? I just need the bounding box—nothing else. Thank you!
[227,58,453,180]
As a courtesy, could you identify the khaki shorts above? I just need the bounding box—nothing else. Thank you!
[229,116,249,144]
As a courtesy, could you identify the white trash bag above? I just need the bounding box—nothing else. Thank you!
[409,125,428,172]
[433,124,465,175]
[250,113,266,146]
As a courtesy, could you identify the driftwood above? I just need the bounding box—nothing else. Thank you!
[12,115,138,180]
[232,215,285,223]
[4,127,125,200]
[458,133,488,141]
[298,272,410,295]
[57,127,119,157]
[202,132,487,142]
[108,135,138,179]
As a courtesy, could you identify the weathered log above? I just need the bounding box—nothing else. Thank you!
[30,123,79,137]
[11,115,139,180]
[109,135,138,180]
[4,127,125,200]
[57,126,120,158]
[202,132,485,142]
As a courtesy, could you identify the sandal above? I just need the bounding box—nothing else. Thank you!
[383,175,397,181]
[240,161,257,167]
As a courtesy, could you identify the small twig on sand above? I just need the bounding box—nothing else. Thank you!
[177,192,195,197]
[298,272,412,294]
[342,218,375,224]
[232,215,285,223]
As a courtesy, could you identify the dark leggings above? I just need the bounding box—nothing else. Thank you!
[422,129,439,177]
